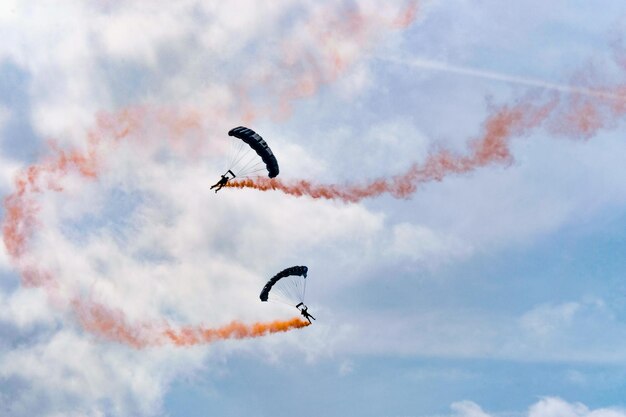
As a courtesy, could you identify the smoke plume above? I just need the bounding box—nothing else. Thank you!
[226,100,556,202]
[73,298,309,349]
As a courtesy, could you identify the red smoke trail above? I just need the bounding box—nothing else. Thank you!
[73,298,309,348]
[546,75,626,140]
[1,106,207,289]
[238,1,423,120]
[227,100,556,202]
[3,142,100,288]
[394,0,420,28]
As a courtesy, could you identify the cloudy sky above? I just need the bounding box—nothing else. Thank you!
[2,1,626,416]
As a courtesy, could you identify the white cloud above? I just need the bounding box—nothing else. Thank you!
[335,63,374,100]
[451,401,491,417]
[0,82,395,416]
[338,359,354,376]
[1,1,420,415]
[335,296,626,362]
[449,398,626,417]
[0,287,55,329]
[528,397,626,417]
[0,104,21,192]
[397,129,626,255]
[386,222,472,265]
[519,302,581,337]
[4,0,626,416]
[0,328,206,417]
[0,0,18,20]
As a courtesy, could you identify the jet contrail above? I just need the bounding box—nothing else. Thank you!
[383,56,626,101]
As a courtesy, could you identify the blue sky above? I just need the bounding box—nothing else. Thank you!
[2,1,626,416]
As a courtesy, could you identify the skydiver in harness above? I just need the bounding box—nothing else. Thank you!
[210,170,236,193]
[297,302,315,324]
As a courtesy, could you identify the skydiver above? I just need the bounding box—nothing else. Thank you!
[299,305,315,324]
[210,170,236,193]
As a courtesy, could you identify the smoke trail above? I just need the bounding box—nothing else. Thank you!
[2,144,100,288]
[394,0,420,28]
[1,106,206,289]
[162,317,310,347]
[227,33,626,203]
[237,1,422,120]
[226,100,555,202]
[73,298,309,349]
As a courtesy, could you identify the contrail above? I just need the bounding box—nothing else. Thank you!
[383,56,626,101]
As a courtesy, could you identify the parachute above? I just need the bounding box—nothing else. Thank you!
[259,265,308,306]
[225,126,279,178]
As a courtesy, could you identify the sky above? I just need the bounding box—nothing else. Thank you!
[2,1,626,416]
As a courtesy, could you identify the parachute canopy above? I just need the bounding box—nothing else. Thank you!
[226,126,279,178]
[260,265,308,306]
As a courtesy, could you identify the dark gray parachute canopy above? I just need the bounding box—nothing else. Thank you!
[259,266,308,303]
[228,126,279,178]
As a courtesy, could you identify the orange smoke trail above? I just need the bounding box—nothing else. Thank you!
[162,317,310,347]
[73,298,309,348]
[72,298,149,348]
[227,100,555,202]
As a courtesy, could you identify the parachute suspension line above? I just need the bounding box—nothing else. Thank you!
[229,145,252,170]
[224,139,236,172]
[267,298,294,308]
[236,152,263,175]
[229,145,255,175]
[239,167,267,178]
[237,161,266,177]
[242,163,265,172]
[226,126,279,178]
[270,275,305,307]
[226,139,246,172]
